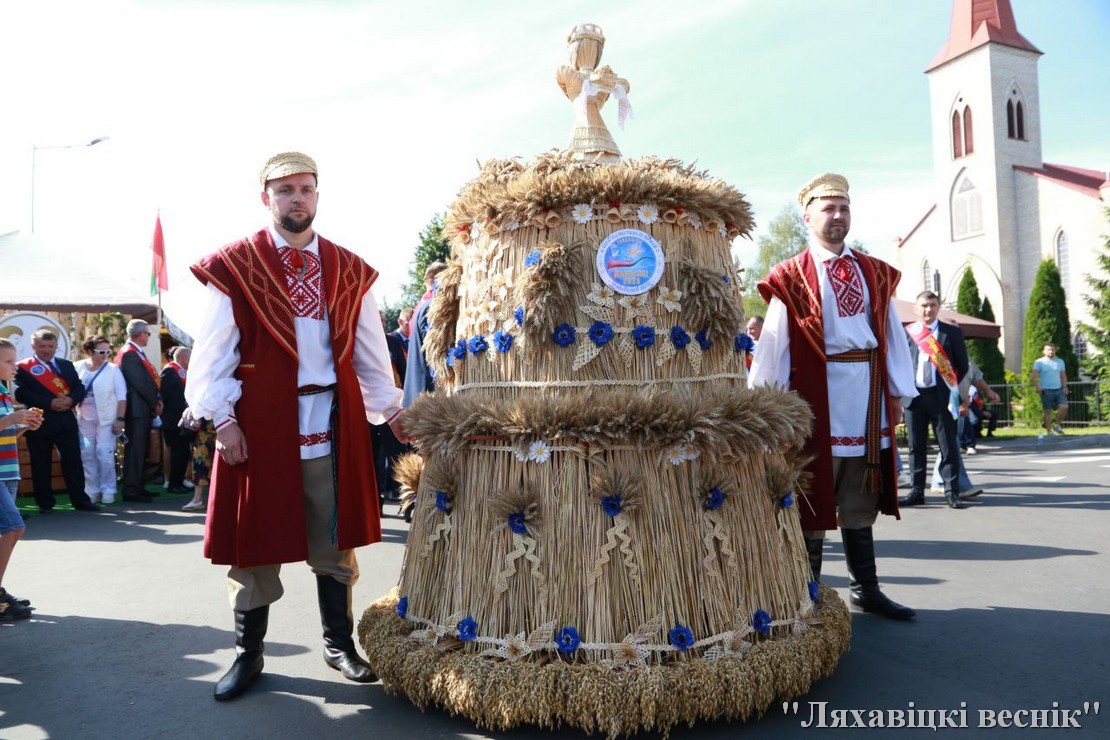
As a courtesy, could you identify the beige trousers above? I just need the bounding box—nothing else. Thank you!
[803,455,879,538]
[226,455,359,611]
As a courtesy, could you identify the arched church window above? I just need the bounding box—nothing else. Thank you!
[952,112,963,159]
[922,260,932,292]
[1073,331,1087,364]
[1055,230,1070,300]
[963,107,974,155]
[952,175,983,239]
[1007,89,1026,140]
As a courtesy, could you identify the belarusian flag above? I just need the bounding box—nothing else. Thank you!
[151,213,168,295]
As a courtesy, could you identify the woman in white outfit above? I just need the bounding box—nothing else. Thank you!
[75,336,127,504]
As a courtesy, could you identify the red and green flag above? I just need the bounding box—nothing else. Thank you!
[151,212,168,295]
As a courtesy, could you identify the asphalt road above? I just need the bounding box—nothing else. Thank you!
[2,436,1108,739]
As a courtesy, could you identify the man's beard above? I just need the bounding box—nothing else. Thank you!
[823,224,847,242]
[281,213,314,233]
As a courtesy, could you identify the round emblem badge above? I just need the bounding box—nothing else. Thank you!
[30,364,46,376]
[595,229,665,295]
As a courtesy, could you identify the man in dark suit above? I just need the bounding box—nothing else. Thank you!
[160,346,192,493]
[385,308,411,382]
[900,291,970,509]
[116,319,162,503]
[15,330,98,512]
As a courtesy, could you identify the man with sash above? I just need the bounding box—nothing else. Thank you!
[899,291,970,509]
[117,319,163,503]
[750,173,918,621]
[15,330,98,512]
[159,346,192,493]
[186,152,406,701]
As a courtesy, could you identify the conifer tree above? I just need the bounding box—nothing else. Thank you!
[401,214,452,309]
[976,297,1006,384]
[1078,213,1110,418]
[956,268,1005,383]
[1021,259,1079,423]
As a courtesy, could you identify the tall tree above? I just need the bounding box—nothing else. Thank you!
[400,214,452,310]
[976,296,1006,384]
[956,268,1005,383]
[1021,259,1079,422]
[1078,210,1110,417]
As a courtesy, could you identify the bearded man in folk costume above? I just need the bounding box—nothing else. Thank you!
[749,173,918,621]
[186,152,407,701]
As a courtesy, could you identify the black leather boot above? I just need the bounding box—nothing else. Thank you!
[214,606,268,701]
[804,537,824,582]
[898,490,925,507]
[840,528,915,621]
[317,576,378,683]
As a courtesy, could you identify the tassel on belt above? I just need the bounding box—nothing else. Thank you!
[827,349,884,492]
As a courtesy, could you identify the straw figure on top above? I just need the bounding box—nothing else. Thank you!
[358,24,851,739]
[557,23,631,162]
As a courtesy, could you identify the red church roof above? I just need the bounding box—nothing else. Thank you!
[926,0,1041,72]
[1014,163,1110,199]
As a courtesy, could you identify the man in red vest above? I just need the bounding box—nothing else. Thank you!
[186,152,407,701]
[750,173,918,621]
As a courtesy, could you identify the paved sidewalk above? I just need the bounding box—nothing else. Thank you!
[2,437,1108,738]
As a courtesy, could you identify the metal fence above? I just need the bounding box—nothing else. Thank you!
[984,380,1110,427]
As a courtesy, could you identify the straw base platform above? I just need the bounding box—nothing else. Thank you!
[359,585,849,738]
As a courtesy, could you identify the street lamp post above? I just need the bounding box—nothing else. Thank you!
[30,136,110,233]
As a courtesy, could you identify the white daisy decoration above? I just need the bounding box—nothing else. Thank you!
[656,286,683,312]
[570,203,594,224]
[526,440,551,464]
[637,205,659,224]
[665,445,687,465]
[514,447,530,462]
[687,214,702,229]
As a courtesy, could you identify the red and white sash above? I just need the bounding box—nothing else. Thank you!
[116,343,161,388]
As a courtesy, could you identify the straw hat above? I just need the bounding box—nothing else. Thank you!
[797,173,850,207]
[259,152,318,187]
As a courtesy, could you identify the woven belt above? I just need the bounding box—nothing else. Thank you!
[828,348,884,491]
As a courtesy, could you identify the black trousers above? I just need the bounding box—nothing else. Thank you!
[905,387,961,494]
[121,415,153,496]
[24,423,90,510]
[163,426,193,488]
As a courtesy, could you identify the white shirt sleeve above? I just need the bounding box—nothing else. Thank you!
[352,289,404,425]
[884,301,918,400]
[748,297,791,389]
[184,282,243,427]
[111,364,128,400]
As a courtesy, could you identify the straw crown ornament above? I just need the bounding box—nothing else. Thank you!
[259,151,318,187]
[361,25,850,740]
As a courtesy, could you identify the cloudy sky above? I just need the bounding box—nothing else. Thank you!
[1,0,1107,336]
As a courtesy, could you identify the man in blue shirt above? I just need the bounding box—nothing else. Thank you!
[1031,343,1069,439]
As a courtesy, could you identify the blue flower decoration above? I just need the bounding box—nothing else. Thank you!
[457,615,478,642]
[752,609,772,635]
[396,596,409,619]
[670,326,690,350]
[451,339,468,361]
[446,351,455,368]
[600,495,623,517]
[721,274,731,284]
[507,511,528,535]
[705,487,725,510]
[734,332,755,353]
[808,580,820,602]
[632,325,656,349]
[588,321,614,347]
[493,330,514,353]
[435,491,452,514]
[668,624,695,652]
[555,626,581,653]
[695,330,713,351]
[524,250,542,267]
[513,306,525,326]
[553,323,577,347]
[781,492,794,509]
[468,335,488,355]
